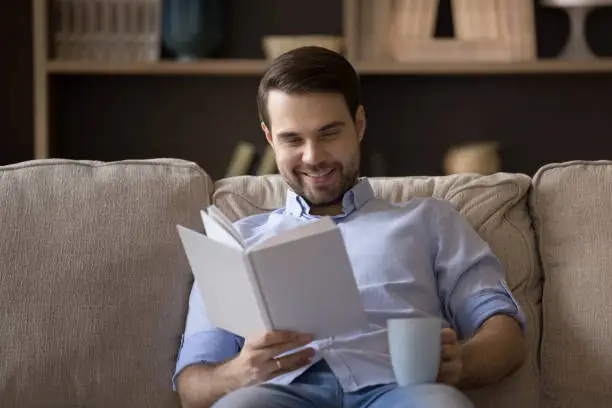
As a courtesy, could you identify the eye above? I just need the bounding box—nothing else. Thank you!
[321,131,340,139]
[284,136,302,146]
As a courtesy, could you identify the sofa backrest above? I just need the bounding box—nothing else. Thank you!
[0,159,212,408]
[530,160,612,408]
[213,172,543,408]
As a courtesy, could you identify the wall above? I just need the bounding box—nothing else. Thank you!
[0,1,33,165]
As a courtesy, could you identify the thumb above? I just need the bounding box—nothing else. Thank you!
[441,328,457,344]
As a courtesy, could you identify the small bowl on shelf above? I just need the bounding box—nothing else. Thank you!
[261,35,344,60]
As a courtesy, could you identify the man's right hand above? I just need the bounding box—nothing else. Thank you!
[223,330,315,388]
[176,331,315,408]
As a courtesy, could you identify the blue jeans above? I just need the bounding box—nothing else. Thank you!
[213,360,474,408]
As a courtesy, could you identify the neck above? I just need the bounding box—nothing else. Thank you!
[309,203,344,216]
[302,177,360,217]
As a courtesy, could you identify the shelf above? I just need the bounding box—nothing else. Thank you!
[45,58,612,76]
[356,59,612,75]
[46,59,271,76]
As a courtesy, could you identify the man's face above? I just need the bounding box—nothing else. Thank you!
[263,90,366,207]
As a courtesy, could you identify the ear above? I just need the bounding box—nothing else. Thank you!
[355,105,366,142]
[261,122,274,147]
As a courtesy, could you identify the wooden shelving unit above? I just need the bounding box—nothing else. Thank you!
[32,0,612,174]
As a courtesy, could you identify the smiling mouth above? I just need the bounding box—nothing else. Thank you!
[304,169,333,177]
[301,168,336,184]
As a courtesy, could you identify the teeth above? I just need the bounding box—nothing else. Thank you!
[307,169,332,177]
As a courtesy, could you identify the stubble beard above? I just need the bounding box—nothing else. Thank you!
[282,156,360,208]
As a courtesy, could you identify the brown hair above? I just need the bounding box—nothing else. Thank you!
[257,46,361,129]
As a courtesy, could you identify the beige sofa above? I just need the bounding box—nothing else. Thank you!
[1,158,611,408]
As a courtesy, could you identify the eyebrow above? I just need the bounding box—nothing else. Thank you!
[276,121,346,140]
[318,121,345,133]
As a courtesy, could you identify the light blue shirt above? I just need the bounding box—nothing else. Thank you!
[173,178,525,392]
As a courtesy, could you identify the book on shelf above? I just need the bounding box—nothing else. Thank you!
[225,141,256,177]
[176,206,368,339]
[256,145,277,175]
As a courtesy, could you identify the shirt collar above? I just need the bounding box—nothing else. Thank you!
[285,178,374,218]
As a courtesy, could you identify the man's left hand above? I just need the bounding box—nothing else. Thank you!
[437,328,463,386]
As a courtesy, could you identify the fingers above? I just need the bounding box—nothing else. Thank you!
[437,335,463,386]
[440,328,457,345]
[263,338,315,361]
[438,359,462,375]
[248,331,312,349]
[441,344,462,361]
[272,347,316,374]
[437,360,462,385]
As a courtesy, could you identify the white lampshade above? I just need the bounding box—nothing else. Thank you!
[542,0,612,6]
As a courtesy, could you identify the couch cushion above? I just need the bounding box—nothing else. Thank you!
[0,159,212,408]
[531,160,612,408]
[213,173,542,408]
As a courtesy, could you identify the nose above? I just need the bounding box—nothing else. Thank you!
[302,140,325,166]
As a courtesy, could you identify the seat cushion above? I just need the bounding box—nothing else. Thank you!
[213,173,542,408]
[531,160,612,408]
[0,159,212,408]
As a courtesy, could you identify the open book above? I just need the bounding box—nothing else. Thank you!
[176,205,368,340]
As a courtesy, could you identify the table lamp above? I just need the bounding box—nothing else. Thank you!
[542,0,612,59]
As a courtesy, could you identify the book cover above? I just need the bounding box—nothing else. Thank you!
[177,206,369,340]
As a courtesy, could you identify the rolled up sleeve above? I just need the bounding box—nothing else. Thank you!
[433,201,526,340]
[173,283,243,390]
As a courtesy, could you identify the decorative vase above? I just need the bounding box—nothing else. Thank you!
[162,0,224,60]
[443,141,501,175]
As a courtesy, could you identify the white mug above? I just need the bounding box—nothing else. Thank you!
[387,317,442,386]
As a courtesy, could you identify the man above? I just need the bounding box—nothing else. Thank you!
[173,46,526,408]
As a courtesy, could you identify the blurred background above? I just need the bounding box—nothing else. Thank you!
[2,0,612,180]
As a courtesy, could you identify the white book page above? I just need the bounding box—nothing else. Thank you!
[247,227,368,339]
[201,211,244,250]
[250,217,337,252]
[206,205,245,247]
[177,225,268,338]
